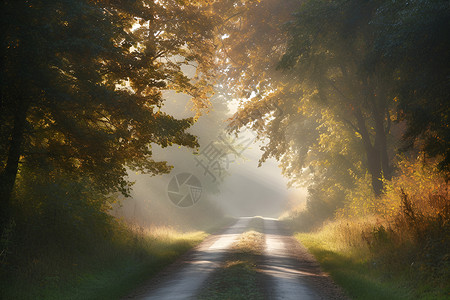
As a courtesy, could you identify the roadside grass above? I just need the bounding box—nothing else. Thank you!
[293,218,449,300]
[197,217,266,300]
[283,158,450,300]
[0,218,235,300]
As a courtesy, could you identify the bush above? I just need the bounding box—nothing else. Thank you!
[352,156,449,288]
[287,154,450,297]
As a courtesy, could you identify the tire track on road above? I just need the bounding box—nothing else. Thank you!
[262,218,348,300]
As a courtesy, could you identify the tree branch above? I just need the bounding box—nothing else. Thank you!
[342,117,361,135]
[385,107,391,133]
[326,78,353,103]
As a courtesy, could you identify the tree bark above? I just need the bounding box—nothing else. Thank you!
[354,79,392,196]
[354,108,384,196]
[0,100,28,232]
[371,92,392,181]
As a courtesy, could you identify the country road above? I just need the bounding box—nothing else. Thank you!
[124,217,348,300]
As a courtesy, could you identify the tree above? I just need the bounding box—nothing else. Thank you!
[0,0,216,230]
[372,0,450,173]
[277,0,400,196]
[217,0,400,196]
[218,0,449,200]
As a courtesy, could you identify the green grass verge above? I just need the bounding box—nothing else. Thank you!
[1,218,236,300]
[2,230,206,300]
[295,231,449,300]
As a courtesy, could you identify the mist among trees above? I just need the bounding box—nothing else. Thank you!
[1,0,449,298]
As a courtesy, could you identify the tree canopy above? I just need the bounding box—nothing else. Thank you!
[0,0,217,229]
[216,0,449,216]
[1,0,449,231]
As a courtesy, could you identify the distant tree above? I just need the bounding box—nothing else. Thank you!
[0,0,216,230]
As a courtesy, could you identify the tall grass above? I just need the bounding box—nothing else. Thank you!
[0,218,208,300]
[295,220,412,300]
[0,165,227,299]
[286,156,450,299]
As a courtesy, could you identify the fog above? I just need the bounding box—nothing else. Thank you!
[113,74,307,228]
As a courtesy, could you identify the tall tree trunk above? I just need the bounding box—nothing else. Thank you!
[0,101,28,232]
[372,92,392,181]
[354,109,384,196]
[355,82,392,196]
[376,115,391,181]
[367,147,383,197]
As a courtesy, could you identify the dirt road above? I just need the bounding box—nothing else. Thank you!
[124,217,348,300]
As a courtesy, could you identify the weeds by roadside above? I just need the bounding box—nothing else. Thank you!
[0,219,210,300]
[284,156,450,299]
